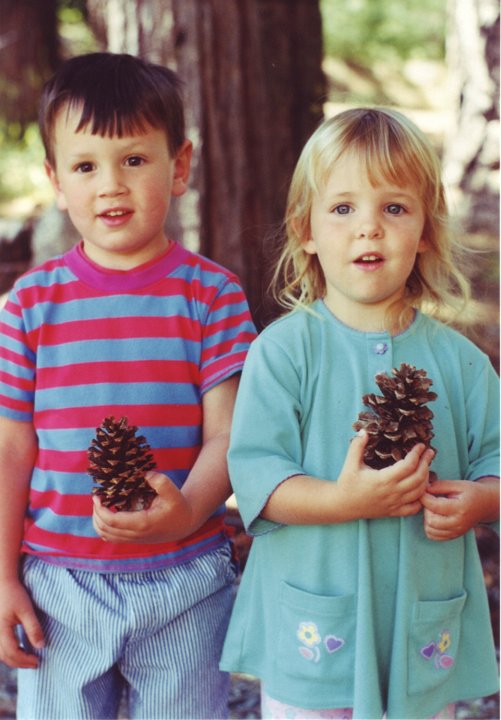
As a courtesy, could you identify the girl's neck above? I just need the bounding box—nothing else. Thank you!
[323,298,415,336]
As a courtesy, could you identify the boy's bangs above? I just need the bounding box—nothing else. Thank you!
[68,97,159,139]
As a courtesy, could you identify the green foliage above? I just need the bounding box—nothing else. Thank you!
[0,124,52,210]
[320,0,446,64]
[58,0,98,56]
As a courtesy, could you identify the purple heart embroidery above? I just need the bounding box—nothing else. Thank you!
[324,635,345,653]
[421,643,436,660]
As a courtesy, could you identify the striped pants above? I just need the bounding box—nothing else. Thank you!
[17,546,236,719]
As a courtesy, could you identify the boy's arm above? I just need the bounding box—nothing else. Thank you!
[0,416,44,668]
[92,374,239,543]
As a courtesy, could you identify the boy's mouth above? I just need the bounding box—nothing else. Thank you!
[100,209,130,218]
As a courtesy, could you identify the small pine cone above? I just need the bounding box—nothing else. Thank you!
[88,416,157,511]
[353,363,437,470]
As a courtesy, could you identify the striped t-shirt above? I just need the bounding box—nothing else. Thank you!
[0,240,256,572]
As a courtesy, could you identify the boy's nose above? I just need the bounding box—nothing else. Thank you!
[98,168,127,197]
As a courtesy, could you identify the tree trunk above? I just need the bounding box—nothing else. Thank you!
[443,0,499,235]
[0,0,60,129]
[86,0,325,328]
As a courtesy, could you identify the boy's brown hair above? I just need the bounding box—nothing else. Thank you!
[39,52,185,167]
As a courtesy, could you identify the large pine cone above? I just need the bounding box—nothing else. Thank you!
[353,363,437,470]
[88,416,157,511]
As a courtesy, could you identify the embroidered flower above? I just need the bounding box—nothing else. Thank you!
[297,621,321,647]
[437,630,451,653]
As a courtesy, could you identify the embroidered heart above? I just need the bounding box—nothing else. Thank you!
[324,635,345,653]
[421,642,436,659]
[439,654,454,669]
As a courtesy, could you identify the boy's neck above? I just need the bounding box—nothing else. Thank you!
[80,237,172,271]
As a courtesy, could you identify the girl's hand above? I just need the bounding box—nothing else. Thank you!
[336,431,434,520]
[262,431,435,525]
[92,471,194,544]
[422,477,499,541]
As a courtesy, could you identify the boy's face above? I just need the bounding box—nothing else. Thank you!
[45,104,192,270]
[303,149,427,331]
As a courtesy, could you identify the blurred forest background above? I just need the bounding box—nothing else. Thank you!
[0,1,499,718]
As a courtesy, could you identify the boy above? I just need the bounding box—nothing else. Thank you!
[0,52,256,719]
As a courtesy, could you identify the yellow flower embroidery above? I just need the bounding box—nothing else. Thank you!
[438,631,451,654]
[297,621,321,647]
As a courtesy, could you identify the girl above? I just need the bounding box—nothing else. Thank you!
[220,108,499,719]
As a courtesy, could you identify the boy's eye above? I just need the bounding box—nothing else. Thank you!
[125,156,144,167]
[75,162,94,173]
[332,204,352,215]
[386,203,405,215]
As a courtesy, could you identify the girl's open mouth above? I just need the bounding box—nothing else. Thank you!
[354,254,384,268]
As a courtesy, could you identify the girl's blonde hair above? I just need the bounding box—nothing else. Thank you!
[272,107,470,320]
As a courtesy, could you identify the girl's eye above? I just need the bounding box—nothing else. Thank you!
[125,156,144,167]
[386,203,405,215]
[75,162,94,173]
[332,204,352,215]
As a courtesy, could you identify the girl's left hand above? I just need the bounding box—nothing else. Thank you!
[92,471,194,544]
[421,478,496,541]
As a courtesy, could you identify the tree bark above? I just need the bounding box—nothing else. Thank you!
[443,0,499,235]
[0,0,60,129]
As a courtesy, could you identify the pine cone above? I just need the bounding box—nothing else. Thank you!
[353,363,437,470]
[88,416,157,511]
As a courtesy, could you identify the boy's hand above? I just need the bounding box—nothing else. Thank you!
[92,471,195,544]
[422,478,499,541]
[0,579,44,668]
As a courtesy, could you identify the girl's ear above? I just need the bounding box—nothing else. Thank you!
[171,139,193,197]
[292,217,317,255]
[44,159,68,211]
[303,236,317,255]
[416,235,428,253]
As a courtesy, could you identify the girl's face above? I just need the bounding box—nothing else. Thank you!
[45,104,192,270]
[303,150,427,332]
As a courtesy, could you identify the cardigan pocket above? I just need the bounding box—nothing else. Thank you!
[408,591,467,695]
[277,582,356,692]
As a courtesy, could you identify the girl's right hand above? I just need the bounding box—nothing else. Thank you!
[0,579,44,668]
[336,430,434,520]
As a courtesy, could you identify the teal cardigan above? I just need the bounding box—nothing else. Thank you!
[220,302,499,719]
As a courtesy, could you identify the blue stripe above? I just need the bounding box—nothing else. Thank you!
[28,508,95,536]
[36,337,202,367]
[35,382,200,410]
[31,469,92,493]
[36,425,201,451]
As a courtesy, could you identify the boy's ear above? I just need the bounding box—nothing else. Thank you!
[44,159,68,211]
[171,140,193,197]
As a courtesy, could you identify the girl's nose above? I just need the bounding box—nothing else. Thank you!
[356,218,383,240]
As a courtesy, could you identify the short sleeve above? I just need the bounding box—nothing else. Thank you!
[464,358,500,482]
[227,332,306,535]
[0,291,36,421]
[199,278,256,394]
